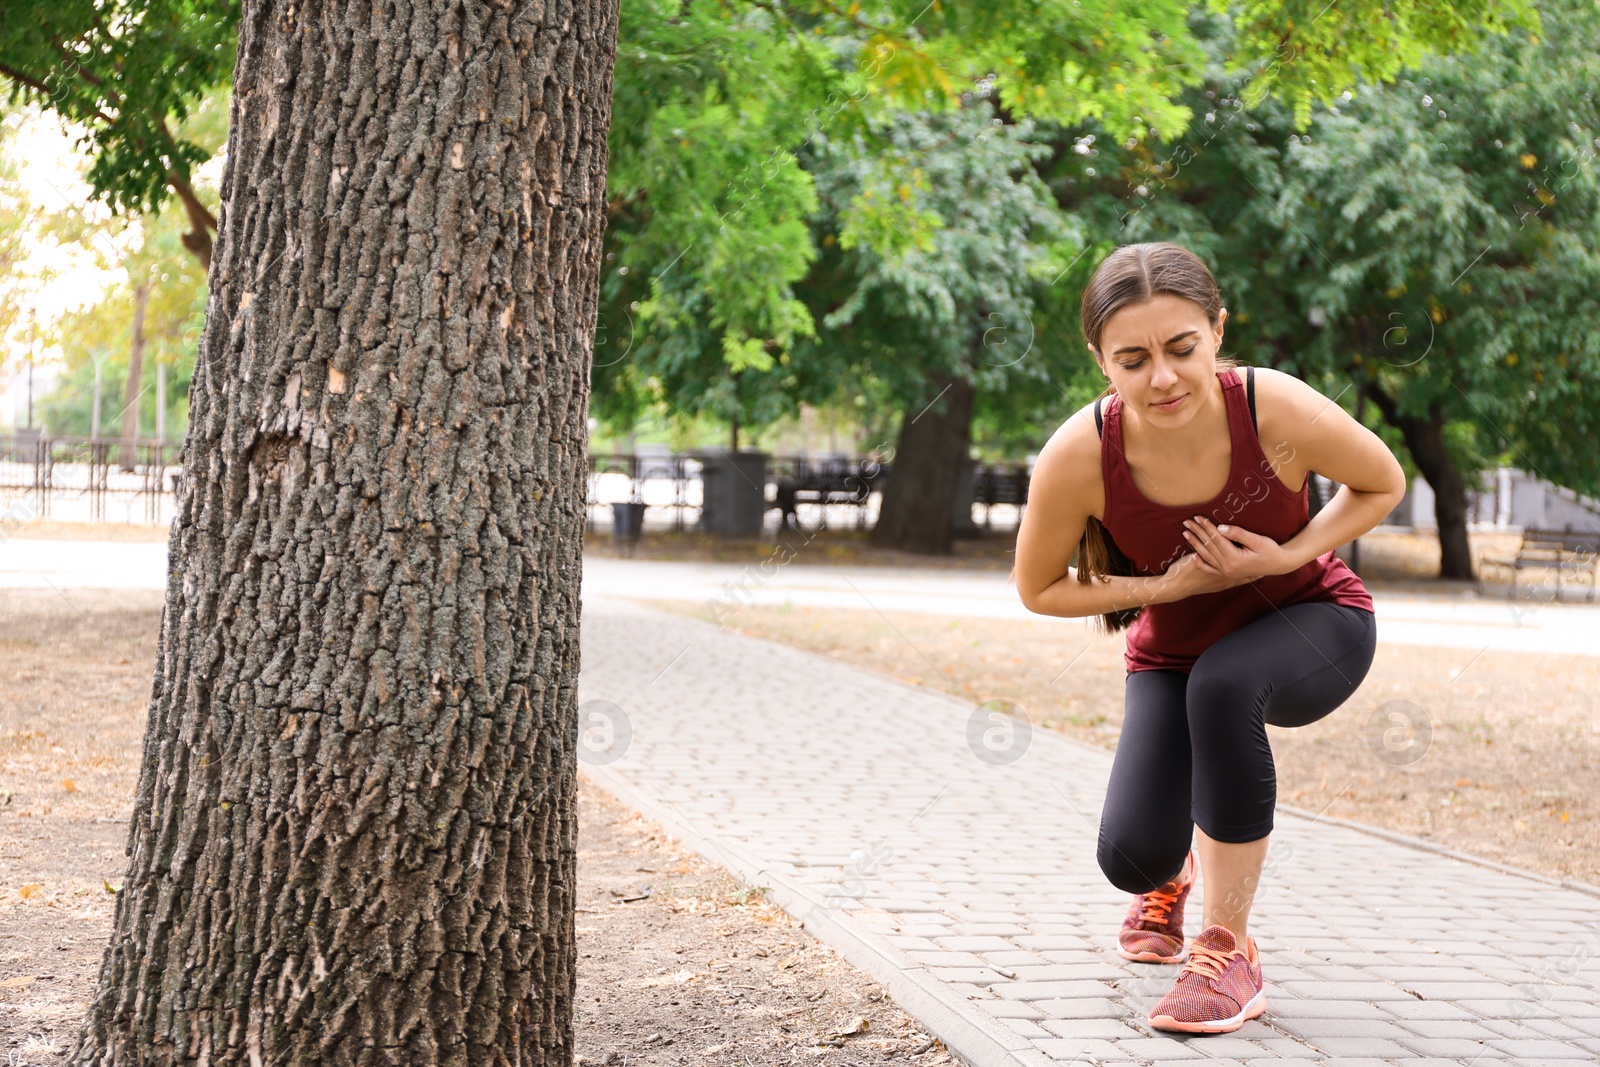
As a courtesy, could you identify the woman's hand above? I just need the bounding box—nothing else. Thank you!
[1156,548,1257,601]
[1179,516,1296,585]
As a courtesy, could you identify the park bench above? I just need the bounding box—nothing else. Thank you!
[974,463,1031,530]
[771,456,888,530]
[1477,525,1600,601]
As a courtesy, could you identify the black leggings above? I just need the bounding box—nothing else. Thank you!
[1096,601,1377,895]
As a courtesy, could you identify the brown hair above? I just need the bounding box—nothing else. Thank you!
[1075,242,1241,634]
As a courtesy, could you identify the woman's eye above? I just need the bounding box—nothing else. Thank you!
[1121,347,1193,370]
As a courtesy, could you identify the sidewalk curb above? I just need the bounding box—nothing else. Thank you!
[579,763,1065,1067]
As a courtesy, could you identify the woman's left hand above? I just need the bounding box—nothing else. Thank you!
[1180,516,1296,582]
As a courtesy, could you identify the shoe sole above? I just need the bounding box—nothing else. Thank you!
[1118,945,1185,964]
[1148,987,1267,1033]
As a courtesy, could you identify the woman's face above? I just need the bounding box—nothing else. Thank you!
[1092,294,1226,425]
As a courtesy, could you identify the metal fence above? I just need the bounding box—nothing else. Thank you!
[0,434,184,525]
[583,451,1031,535]
[0,439,1038,534]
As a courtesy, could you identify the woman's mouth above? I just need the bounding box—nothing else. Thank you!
[1152,394,1187,411]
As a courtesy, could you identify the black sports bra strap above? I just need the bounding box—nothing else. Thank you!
[1094,396,1104,438]
[1246,366,1257,435]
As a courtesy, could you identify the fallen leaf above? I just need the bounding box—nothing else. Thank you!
[832,1015,871,1037]
[18,884,42,900]
[1560,811,1571,823]
[1453,777,1472,787]
[62,779,78,792]
[0,976,36,989]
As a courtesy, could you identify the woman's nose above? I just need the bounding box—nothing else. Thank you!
[1150,357,1179,389]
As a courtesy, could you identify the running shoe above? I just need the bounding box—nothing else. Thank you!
[1117,848,1196,963]
[1147,923,1266,1033]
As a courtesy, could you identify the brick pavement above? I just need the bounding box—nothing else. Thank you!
[577,597,1600,1067]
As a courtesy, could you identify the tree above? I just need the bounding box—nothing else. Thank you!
[796,103,1080,553]
[592,0,1538,552]
[1044,0,1600,578]
[7,1,1538,492]
[1264,0,1600,575]
[0,0,235,267]
[70,2,619,1064]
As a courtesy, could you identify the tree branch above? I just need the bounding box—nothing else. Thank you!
[0,60,116,126]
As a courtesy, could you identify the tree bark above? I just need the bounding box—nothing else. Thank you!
[1366,388,1474,579]
[118,279,151,471]
[869,371,975,555]
[71,1,619,1064]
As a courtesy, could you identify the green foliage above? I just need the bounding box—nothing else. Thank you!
[4,0,1547,463]
[1204,0,1539,129]
[1041,0,1599,498]
[0,0,234,220]
[1272,0,1600,495]
[798,102,1082,407]
[592,0,1523,437]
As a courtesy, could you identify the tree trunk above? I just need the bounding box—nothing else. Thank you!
[118,279,151,471]
[869,372,975,554]
[70,1,618,1064]
[1366,389,1474,579]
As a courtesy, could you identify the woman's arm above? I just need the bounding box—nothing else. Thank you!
[1022,563,1188,618]
[1014,408,1237,617]
[1258,368,1408,571]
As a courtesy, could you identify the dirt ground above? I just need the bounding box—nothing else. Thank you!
[0,589,962,1065]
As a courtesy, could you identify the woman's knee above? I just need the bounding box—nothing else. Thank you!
[1096,827,1188,895]
[1185,656,1266,737]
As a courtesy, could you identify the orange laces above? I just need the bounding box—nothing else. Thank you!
[1137,884,1183,924]
[1135,858,1190,924]
[1181,942,1240,983]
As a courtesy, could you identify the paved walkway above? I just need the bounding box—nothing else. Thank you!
[578,596,1600,1067]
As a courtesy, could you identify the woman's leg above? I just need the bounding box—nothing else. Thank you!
[1184,602,1378,943]
[1097,669,1194,894]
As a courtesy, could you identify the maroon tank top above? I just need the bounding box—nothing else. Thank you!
[1099,367,1373,674]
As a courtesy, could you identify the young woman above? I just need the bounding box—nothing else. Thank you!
[1014,242,1406,1034]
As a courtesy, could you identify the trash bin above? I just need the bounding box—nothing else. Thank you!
[695,450,768,537]
[611,501,647,555]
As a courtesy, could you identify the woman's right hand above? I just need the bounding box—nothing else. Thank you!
[1155,550,1257,602]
